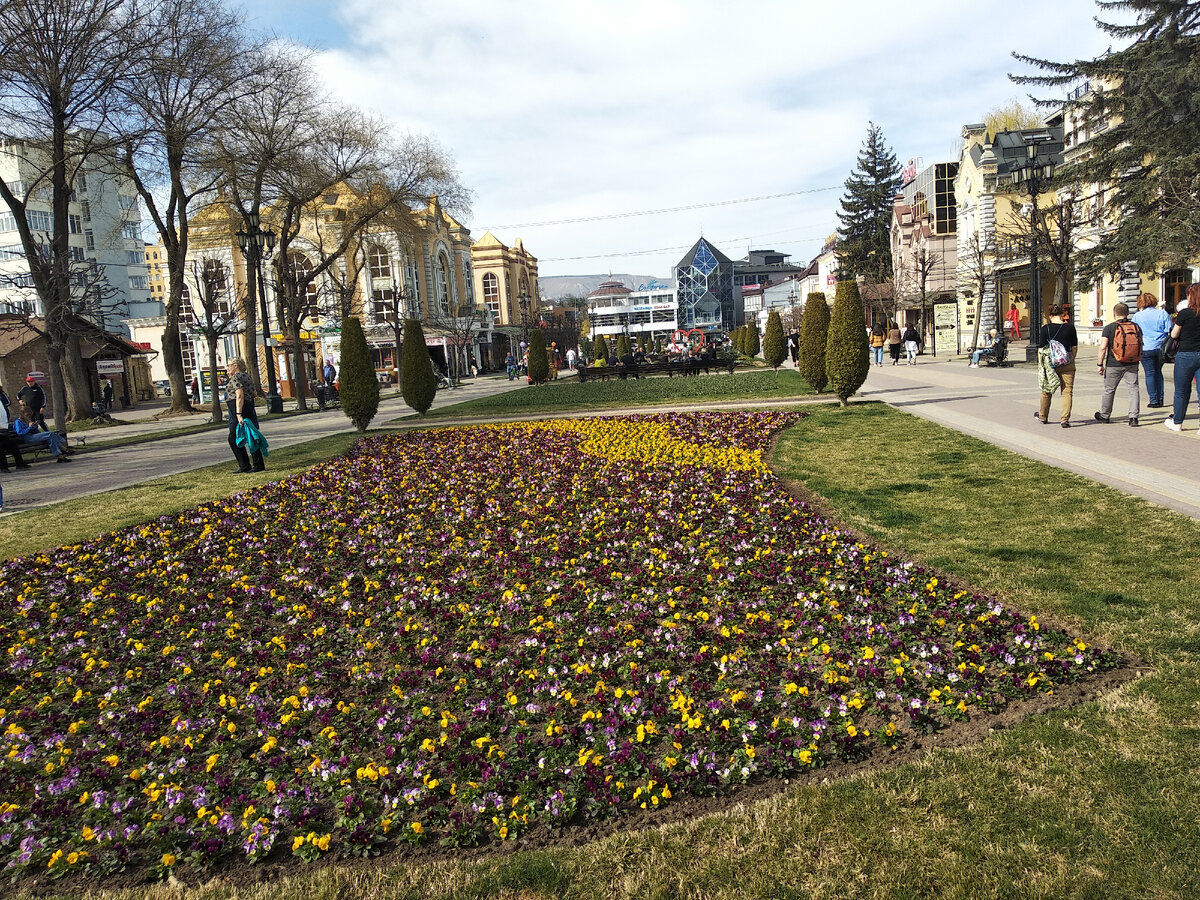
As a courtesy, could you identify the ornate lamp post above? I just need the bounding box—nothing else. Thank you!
[1010,137,1056,363]
[236,213,282,413]
[518,289,531,343]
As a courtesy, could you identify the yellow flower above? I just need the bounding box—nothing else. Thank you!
[102,755,119,767]
[315,834,331,851]
[292,836,305,852]
[161,853,176,867]
[411,822,423,834]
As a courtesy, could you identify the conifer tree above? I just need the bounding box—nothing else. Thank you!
[527,329,550,384]
[763,309,787,371]
[400,318,437,415]
[338,316,380,431]
[798,292,830,393]
[1012,2,1200,277]
[746,324,760,358]
[595,334,609,364]
[732,326,745,355]
[826,280,870,407]
[836,123,903,279]
[616,333,631,358]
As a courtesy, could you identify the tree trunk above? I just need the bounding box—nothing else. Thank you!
[44,342,66,434]
[290,320,308,411]
[242,256,263,396]
[60,334,93,420]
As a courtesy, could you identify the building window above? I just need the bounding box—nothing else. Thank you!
[482,272,500,319]
[434,253,450,316]
[68,214,82,234]
[84,230,95,251]
[203,259,234,318]
[129,274,148,290]
[122,222,141,240]
[178,330,196,371]
[26,210,51,231]
[81,200,90,222]
[368,244,391,281]
[288,252,319,320]
[371,288,396,323]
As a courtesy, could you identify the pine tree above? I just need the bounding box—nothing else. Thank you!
[594,334,609,364]
[798,292,830,393]
[836,122,903,280]
[1012,2,1200,277]
[527,329,550,384]
[826,280,870,407]
[763,309,787,371]
[616,333,631,358]
[733,326,746,355]
[338,317,380,431]
[400,318,437,416]
[746,324,760,358]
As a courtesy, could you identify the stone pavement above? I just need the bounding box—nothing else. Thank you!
[3,357,1198,521]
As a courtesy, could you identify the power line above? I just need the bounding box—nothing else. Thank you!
[488,186,840,230]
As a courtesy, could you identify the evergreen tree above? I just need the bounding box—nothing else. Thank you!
[826,280,870,407]
[1012,2,1200,278]
[763,309,787,371]
[400,318,437,416]
[616,333,631,358]
[746,324,760,358]
[836,122,903,280]
[527,329,550,384]
[733,326,746,355]
[638,334,647,351]
[594,334,609,364]
[339,317,380,431]
[798,292,830,393]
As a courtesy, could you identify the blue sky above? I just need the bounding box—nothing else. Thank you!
[253,0,1119,278]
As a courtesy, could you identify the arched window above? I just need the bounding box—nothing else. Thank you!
[482,272,500,320]
[288,252,319,320]
[434,253,450,316]
[368,244,391,281]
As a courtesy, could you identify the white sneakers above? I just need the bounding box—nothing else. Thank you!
[1164,419,1182,432]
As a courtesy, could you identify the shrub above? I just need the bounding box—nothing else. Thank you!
[338,316,380,431]
[798,292,830,393]
[826,280,871,407]
[763,309,787,371]
[400,318,437,415]
[616,333,631,359]
[745,323,760,358]
[527,329,550,384]
[595,334,610,362]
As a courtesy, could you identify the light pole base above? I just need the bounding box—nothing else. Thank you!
[1025,344,1039,363]
[266,393,284,415]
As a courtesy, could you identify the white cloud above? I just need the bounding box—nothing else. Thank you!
[296,0,1119,276]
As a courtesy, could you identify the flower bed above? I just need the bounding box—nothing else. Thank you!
[0,411,1118,880]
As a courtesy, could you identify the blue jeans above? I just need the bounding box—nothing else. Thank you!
[1140,348,1165,405]
[18,430,64,457]
[1170,350,1200,424]
[971,348,994,365]
[872,347,883,365]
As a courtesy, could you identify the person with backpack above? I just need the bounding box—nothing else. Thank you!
[902,323,921,365]
[1131,292,1172,408]
[1165,283,1200,433]
[1095,302,1143,426]
[1035,304,1078,428]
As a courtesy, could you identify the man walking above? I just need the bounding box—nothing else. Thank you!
[1095,302,1143,426]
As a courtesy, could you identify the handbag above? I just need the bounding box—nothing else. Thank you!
[1162,334,1179,363]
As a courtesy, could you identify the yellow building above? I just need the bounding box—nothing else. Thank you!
[470,230,540,360]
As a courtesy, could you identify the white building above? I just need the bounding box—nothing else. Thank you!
[0,137,153,332]
[586,280,679,344]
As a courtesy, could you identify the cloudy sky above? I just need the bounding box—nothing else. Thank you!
[249,0,1118,279]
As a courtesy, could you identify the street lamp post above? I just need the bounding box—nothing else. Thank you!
[518,290,531,343]
[236,213,283,414]
[1010,138,1056,363]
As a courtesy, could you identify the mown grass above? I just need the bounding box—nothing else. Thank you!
[411,370,814,419]
[11,402,1200,899]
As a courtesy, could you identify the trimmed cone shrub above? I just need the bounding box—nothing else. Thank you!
[763,309,787,371]
[527,329,550,384]
[798,292,830,393]
[746,324,760,358]
[400,318,437,415]
[826,280,871,407]
[594,334,610,364]
[339,316,380,431]
[616,333,631,359]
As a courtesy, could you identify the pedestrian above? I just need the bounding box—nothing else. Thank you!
[1131,292,1172,409]
[16,376,46,430]
[902,323,920,365]
[566,347,577,370]
[225,357,265,473]
[190,376,201,405]
[1165,284,1200,433]
[887,323,903,365]
[12,408,71,462]
[1094,302,1143,426]
[102,378,114,411]
[323,358,337,385]
[0,399,31,472]
[869,326,886,366]
[1035,304,1078,428]
[788,331,800,365]
[504,352,516,381]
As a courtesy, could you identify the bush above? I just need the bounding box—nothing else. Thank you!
[400,318,437,415]
[746,324,760,358]
[338,316,380,431]
[616,333,631,359]
[527,329,550,384]
[595,334,610,362]
[798,292,830,393]
[826,280,871,407]
[763,309,787,371]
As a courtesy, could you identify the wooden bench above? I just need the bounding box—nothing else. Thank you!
[576,356,738,383]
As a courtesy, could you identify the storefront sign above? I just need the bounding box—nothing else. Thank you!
[96,359,125,375]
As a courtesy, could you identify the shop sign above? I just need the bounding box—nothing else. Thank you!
[96,359,125,375]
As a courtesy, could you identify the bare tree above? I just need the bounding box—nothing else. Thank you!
[957,232,999,352]
[0,0,141,427]
[185,256,242,422]
[118,0,259,414]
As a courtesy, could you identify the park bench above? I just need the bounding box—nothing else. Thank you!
[576,355,739,383]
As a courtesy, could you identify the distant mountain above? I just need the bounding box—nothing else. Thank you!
[538,273,670,302]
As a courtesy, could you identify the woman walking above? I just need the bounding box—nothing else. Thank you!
[1131,292,1172,408]
[902,323,920,365]
[1035,304,1078,428]
[887,322,903,366]
[870,326,886,366]
[1165,284,1200,432]
[225,358,265,473]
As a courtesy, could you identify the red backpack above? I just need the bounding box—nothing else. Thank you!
[1110,320,1142,364]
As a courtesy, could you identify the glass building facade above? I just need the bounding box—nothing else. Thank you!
[675,237,736,330]
[902,162,959,236]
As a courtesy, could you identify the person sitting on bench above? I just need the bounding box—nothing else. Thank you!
[12,408,71,463]
[970,330,999,367]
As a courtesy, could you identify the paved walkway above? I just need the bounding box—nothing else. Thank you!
[3,357,1198,520]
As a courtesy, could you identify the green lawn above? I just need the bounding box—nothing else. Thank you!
[415,369,814,419]
[9,402,1200,899]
